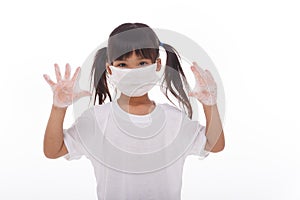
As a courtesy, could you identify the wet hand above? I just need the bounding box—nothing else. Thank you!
[43,63,92,108]
[188,62,217,106]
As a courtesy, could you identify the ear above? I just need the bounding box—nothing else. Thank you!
[156,58,161,71]
[106,63,112,75]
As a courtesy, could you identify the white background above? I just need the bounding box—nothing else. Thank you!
[0,0,299,199]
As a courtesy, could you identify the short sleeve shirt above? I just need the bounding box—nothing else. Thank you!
[63,100,209,200]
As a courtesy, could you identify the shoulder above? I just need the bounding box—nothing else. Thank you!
[159,102,182,113]
[93,101,112,113]
[83,101,113,113]
[159,102,197,125]
[159,102,187,118]
[74,102,113,134]
[77,101,112,119]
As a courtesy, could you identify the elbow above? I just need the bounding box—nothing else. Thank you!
[44,151,57,159]
[207,139,225,153]
[209,131,225,153]
[210,144,225,153]
[43,148,59,159]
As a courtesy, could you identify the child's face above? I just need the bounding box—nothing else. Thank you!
[106,51,161,75]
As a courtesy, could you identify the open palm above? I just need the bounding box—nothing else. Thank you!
[188,62,217,106]
[43,63,92,108]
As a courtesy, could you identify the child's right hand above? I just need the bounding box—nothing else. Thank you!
[43,63,92,108]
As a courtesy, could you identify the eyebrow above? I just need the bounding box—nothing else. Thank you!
[115,57,151,61]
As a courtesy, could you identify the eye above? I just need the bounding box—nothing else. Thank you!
[116,63,126,67]
[139,61,149,66]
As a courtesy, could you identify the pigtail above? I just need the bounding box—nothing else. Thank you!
[160,43,193,119]
[89,47,113,105]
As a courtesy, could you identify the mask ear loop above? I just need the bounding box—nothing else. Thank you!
[106,70,114,87]
[105,66,119,101]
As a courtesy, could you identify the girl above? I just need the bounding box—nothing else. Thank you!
[43,23,225,200]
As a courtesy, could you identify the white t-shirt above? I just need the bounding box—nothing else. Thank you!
[63,99,209,200]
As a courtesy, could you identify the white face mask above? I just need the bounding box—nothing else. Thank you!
[108,63,161,97]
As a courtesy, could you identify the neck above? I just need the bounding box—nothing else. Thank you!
[118,93,153,106]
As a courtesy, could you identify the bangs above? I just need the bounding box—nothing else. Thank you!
[107,27,159,63]
[114,48,158,63]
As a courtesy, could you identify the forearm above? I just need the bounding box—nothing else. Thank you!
[43,104,67,158]
[203,104,225,152]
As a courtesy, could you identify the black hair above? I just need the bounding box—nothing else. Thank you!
[89,23,193,119]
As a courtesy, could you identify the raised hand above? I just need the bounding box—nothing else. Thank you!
[43,63,92,108]
[188,62,217,106]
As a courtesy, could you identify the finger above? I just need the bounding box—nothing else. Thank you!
[188,91,195,97]
[191,62,206,85]
[71,67,81,82]
[64,63,71,80]
[54,63,62,82]
[205,69,214,81]
[188,90,200,96]
[205,69,217,86]
[189,91,205,101]
[192,62,206,76]
[74,90,92,99]
[43,74,56,87]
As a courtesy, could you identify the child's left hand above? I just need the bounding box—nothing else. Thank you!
[188,62,217,106]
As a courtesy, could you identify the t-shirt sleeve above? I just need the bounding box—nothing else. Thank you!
[63,121,85,161]
[186,123,210,159]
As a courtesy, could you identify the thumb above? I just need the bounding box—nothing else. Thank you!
[188,92,194,97]
[74,90,92,99]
